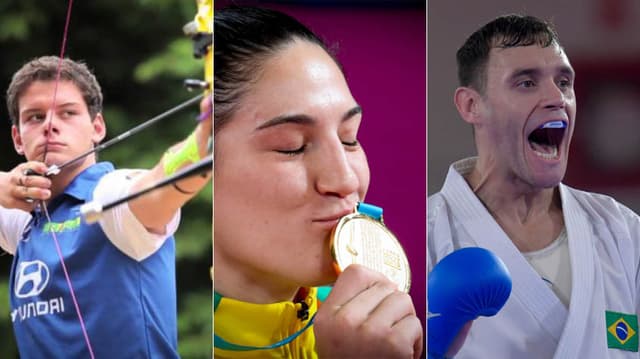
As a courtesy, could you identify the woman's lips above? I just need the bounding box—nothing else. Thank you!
[313,208,354,229]
[312,218,342,230]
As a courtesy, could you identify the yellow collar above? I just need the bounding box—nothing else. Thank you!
[214,288,319,358]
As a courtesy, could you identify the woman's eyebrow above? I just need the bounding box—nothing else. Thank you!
[255,114,314,131]
[255,105,362,131]
[343,105,362,122]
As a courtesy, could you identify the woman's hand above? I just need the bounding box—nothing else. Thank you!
[314,264,423,358]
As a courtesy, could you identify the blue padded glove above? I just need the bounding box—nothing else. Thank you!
[428,247,512,358]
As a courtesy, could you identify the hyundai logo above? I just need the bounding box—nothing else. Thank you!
[15,260,50,299]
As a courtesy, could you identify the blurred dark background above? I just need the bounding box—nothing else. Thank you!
[429,0,640,214]
[0,1,211,357]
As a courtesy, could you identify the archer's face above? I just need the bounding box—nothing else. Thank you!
[12,80,105,170]
[214,40,370,298]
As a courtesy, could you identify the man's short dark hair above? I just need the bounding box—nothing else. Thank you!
[456,14,560,92]
[6,56,103,127]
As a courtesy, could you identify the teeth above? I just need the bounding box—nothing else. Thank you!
[540,120,567,129]
[533,145,558,159]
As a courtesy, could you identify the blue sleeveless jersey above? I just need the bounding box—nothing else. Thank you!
[9,162,178,358]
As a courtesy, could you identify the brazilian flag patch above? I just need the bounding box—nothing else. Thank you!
[606,310,638,352]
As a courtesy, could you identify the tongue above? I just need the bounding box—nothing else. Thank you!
[530,141,557,157]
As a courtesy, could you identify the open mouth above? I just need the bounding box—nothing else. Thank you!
[528,120,566,160]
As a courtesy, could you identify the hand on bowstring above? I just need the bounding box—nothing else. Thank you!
[0,161,51,212]
[314,264,423,359]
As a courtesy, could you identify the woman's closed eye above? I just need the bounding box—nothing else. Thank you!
[342,139,359,147]
[276,144,306,156]
[274,139,358,156]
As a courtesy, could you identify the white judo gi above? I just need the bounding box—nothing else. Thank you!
[428,158,640,359]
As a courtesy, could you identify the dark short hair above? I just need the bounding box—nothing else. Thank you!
[6,56,103,127]
[214,6,339,135]
[456,14,560,92]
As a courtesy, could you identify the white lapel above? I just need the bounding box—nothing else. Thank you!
[441,165,567,343]
[553,184,602,359]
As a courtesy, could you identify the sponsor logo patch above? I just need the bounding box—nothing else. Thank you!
[43,216,81,233]
[14,260,49,298]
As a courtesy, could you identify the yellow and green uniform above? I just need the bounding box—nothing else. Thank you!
[214,287,324,358]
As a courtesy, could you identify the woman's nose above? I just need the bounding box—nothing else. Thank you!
[314,142,361,198]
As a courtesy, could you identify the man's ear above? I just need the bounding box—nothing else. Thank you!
[11,125,24,155]
[91,113,107,144]
[454,86,485,125]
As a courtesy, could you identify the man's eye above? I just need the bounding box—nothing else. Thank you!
[518,80,536,88]
[27,114,46,122]
[342,139,359,147]
[558,79,572,88]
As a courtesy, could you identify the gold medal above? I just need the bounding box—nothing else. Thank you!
[330,203,411,293]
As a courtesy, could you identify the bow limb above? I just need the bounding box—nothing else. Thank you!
[91,1,213,230]
[196,0,213,94]
[193,0,213,160]
[184,0,213,94]
[184,0,213,140]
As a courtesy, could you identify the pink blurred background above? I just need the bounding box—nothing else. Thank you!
[216,0,427,336]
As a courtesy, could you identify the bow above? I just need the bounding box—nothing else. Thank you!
[184,0,213,95]
[79,0,213,221]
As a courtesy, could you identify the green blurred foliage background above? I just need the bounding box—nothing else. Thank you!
[0,1,212,357]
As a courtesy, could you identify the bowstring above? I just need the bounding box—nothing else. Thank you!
[41,206,95,359]
[42,0,74,160]
[40,0,96,357]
